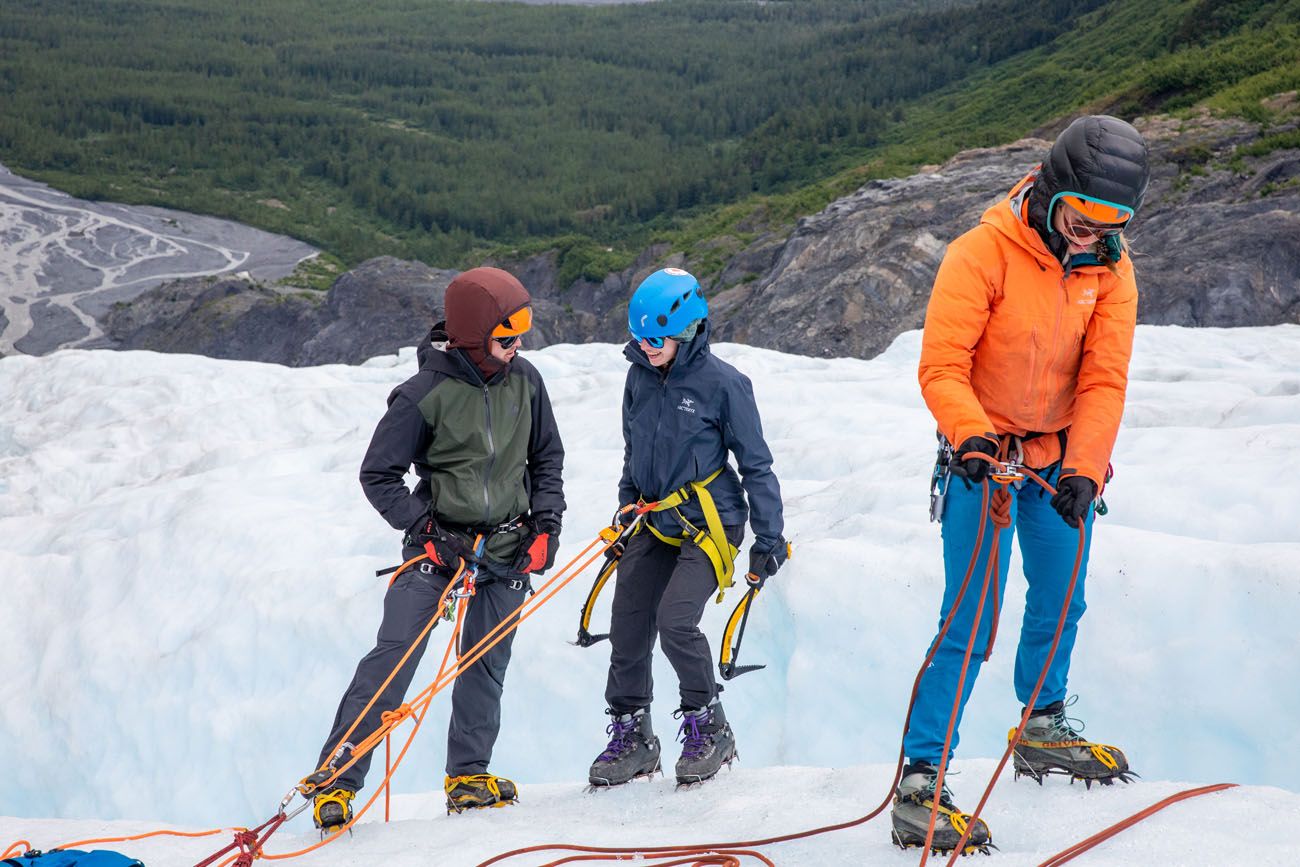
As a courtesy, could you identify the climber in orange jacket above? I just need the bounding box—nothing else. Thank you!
[892,115,1151,855]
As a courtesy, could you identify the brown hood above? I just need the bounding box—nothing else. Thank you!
[444,267,531,378]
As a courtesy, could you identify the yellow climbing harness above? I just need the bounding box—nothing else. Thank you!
[638,467,739,602]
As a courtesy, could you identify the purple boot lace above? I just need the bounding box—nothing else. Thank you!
[677,709,711,760]
[597,714,640,763]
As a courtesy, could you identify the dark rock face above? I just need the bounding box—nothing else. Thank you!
[101,255,590,364]
[711,141,1044,357]
[486,243,687,346]
[98,110,1299,366]
[1127,113,1300,327]
[102,257,459,366]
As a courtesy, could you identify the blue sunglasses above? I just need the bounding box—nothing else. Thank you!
[633,333,667,349]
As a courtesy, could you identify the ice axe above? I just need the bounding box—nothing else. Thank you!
[718,539,791,680]
[572,508,644,647]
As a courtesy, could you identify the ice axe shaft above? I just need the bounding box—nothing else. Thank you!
[572,513,642,647]
[718,583,765,680]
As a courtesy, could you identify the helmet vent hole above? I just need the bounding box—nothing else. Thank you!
[656,314,668,327]
[670,298,681,313]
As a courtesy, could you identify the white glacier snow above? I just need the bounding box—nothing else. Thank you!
[1,325,1298,865]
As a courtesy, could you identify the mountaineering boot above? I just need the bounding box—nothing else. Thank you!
[890,762,993,855]
[674,701,737,786]
[312,788,355,831]
[589,707,662,787]
[445,773,519,813]
[1011,698,1134,787]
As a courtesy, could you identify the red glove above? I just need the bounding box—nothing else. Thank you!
[405,513,463,567]
[514,516,561,574]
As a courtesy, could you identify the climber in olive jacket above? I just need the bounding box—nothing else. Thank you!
[312,267,564,820]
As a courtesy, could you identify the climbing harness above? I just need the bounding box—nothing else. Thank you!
[639,467,740,600]
[573,468,745,653]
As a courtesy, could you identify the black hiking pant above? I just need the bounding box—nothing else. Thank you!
[604,525,742,713]
[316,545,528,792]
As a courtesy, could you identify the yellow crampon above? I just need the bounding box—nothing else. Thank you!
[312,788,355,830]
[895,795,993,856]
[444,773,518,813]
[1007,728,1124,770]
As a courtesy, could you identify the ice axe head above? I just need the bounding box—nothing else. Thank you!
[719,660,765,681]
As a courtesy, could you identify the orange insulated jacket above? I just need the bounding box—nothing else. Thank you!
[918,175,1138,487]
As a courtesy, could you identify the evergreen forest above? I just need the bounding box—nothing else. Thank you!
[0,0,1297,269]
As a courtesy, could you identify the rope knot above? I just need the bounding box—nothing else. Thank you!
[989,488,1012,528]
[381,703,413,726]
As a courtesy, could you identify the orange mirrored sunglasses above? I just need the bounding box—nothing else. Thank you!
[492,306,533,338]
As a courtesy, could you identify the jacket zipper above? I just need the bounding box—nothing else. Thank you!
[648,373,668,496]
[481,384,496,525]
[1022,327,1039,411]
[1039,273,1068,427]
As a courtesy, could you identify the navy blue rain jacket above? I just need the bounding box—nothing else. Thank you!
[618,320,784,554]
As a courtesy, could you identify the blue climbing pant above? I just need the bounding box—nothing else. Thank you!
[904,466,1094,765]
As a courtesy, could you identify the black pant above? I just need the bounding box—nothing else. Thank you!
[316,547,528,791]
[604,526,743,712]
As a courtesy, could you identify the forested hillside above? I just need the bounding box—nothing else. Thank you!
[1,0,1297,269]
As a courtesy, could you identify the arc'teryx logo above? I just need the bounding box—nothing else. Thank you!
[677,396,696,414]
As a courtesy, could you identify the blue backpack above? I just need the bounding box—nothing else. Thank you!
[3,851,143,867]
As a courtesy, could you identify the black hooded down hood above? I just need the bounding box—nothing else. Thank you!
[1027,115,1150,258]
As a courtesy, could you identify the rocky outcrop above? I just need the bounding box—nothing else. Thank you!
[709,109,1300,357]
[711,142,1041,357]
[103,257,458,366]
[102,255,591,364]
[1126,111,1300,327]
[99,107,1299,365]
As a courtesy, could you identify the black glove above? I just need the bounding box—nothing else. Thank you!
[950,436,999,484]
[746,536,790,588]
[1050,475,1097,528]
[405,513,464,568]
[514,515,561,575]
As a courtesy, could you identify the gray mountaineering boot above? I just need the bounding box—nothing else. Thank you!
[674,702,737,786]
[589,707,662,787]
[890,762,993,855]
[1010,697,1134,787]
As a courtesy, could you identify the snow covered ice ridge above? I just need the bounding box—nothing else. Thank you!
[1,326,1298,865]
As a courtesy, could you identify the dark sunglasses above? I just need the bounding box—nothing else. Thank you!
[494,333,520,349]
[637,334,667,349]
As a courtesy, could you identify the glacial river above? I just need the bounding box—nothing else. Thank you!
[0,163,318,355]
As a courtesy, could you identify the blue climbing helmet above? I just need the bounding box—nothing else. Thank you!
[628,268,707,343]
